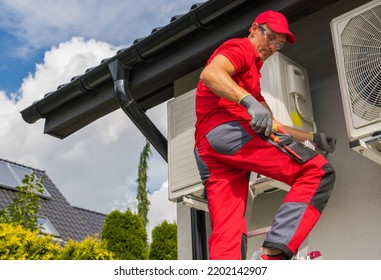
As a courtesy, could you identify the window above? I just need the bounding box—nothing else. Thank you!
[0,161,19,187]
[0,160,51,198]
[37,216,60,237]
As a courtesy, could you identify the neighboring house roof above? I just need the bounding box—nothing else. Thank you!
[0,158,106,242]
[20,0,338,145]
[74,206,106,236]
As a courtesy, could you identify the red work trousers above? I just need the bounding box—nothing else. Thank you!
[194,121,335,259]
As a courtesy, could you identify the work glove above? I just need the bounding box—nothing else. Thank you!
[239,94,272,136]
[311,132,336,153]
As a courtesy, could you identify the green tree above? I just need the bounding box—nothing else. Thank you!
[149,221,177,260]
[101,209,148,259]
[136,139,152,227]
[0,173,44,230]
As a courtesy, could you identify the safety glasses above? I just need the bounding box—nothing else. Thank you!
[258,25,285,51]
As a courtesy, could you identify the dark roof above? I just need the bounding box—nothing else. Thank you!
[0,158,106,242]
[74,207,106,236]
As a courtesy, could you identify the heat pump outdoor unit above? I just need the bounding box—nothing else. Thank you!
[331,0,381,165]
[167,89,208,211]
[168,53,315,210]
[260,52,316,134]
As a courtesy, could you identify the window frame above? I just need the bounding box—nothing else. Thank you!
[37,215,61,237]
[0,160,51,198]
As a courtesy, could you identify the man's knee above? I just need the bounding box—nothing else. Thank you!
[310,163,335,212]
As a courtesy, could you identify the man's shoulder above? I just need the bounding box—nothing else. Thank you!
[223,37,250,45]
[217,38,252,56]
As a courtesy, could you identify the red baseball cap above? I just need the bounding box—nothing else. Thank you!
[254,10,296,44]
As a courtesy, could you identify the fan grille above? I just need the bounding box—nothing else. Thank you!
[341,4,381,122]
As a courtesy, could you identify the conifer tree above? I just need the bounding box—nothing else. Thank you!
[136,139,152,227]
[101,209,148,260]
[149,221,177,260]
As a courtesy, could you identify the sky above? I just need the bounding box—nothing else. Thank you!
[0,0,199,237]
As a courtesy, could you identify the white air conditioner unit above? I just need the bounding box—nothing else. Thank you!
[167,89,207,210]
[331,0,381,165]
[260,52,316,134]
[168,53,315,209]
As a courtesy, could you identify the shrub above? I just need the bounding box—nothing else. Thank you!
[101,209,148,259]
[149,221,177,260]
[0,223,115,260]
[58,236,113,260]
[0,223,60,260]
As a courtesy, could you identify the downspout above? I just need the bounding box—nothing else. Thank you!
[108,59,208,260]
[108,59,168,162]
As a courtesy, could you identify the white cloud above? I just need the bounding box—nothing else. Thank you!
[0,0,196,57]
[19,37,118,106]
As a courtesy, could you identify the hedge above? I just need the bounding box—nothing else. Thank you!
[0,223,113,260]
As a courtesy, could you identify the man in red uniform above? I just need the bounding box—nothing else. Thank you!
[194,10,336,260]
